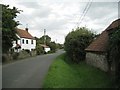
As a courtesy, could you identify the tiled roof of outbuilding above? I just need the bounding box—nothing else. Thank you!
[85,19,120,52]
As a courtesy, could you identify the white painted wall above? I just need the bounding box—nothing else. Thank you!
[12,36,36,51]
[45,47,50,52]
[20,38,36,51]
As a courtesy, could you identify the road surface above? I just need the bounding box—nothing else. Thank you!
[2,50,65,88]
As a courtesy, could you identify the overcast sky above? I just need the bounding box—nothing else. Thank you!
[1,0,119,44]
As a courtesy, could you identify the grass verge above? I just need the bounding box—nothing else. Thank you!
[42,53,112,88]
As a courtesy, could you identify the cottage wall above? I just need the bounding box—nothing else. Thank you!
[13,37,36,51]
[20,38,36,51]
[45,47,50,52]
[86,52,109,72]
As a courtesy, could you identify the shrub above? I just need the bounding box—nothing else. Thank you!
[24,49,30,53]
[47,50,55,54]
[64,27,95,63]
[47,42,56,53]
[2,54,8,63]
[36,44,44,55]
[12,52,19,60]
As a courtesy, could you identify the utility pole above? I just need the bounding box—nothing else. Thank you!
[44,29,46,45]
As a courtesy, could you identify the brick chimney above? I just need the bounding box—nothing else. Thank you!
[25,28,28,32]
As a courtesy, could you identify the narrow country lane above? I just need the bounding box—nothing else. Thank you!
[2,50,65,88]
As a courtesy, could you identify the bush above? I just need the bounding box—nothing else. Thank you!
[2,54,9,63]
[24,49,30,53]
[47,50,55,54]
[47,42,56,53]
[12,52,19,60]
[64,27,95,63]
[17,50,31,59]
[36,44,44,55]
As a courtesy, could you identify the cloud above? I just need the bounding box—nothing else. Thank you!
[17,1,40,9]
[87,2,118,20]
[1,0,119,44]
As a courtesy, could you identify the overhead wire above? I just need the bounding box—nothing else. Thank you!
[78,0,93,27]
[74,0,92,29]
[76,1,90,28]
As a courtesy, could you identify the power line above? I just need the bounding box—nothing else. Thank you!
[76,1,90,28]
[74,0,92,29]
[78,0,92,27]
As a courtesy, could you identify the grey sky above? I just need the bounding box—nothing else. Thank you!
[1,0,119,44]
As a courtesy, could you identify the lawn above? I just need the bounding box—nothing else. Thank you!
[42,53,112,88]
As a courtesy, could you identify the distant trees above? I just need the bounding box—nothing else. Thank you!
[36,44,44,55]
[48,41,56,53]
[2,4,21,53]
[36,35,63,54]
[56,43,63,49]
[64,27,95,63]
[37,35,51,45]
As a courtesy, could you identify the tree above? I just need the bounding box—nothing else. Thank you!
[36,44,44,55]
[64,27,95,63]
[48,41,56,53]
[56,43,63,49]
[37,35,51,45]
[2,4,21,53]
[36,35,57,53]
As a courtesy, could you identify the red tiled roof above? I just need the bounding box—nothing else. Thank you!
[85,31,108,52]
[106,19,120,31]
[16,29,34,39]
[85,19,120,52]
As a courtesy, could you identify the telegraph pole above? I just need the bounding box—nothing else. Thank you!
[44,29,46,45]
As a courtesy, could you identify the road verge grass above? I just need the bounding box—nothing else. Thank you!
[42,53,112,88]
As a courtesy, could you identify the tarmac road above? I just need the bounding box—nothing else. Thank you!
[2,50,65,88]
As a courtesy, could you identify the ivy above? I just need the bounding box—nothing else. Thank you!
[108,27,120,88]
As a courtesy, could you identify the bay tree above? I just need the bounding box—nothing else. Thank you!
[64,27,95,63]
[37,35,51,45]
[2,4,21,53]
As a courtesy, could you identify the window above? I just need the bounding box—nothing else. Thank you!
[22,39,24,44]
[31,40,33,44]
[26,40,28,44]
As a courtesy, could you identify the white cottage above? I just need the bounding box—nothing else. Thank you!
[12,28,36,52]
[40,44,50,53]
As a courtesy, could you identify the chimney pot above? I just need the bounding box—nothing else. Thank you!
[25,28,28,32]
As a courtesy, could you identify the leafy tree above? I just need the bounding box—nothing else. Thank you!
[36,35,57,53]
[56,43,63,49]
[2,4,21,53]
[37,35,51,45]
[64,27,95,63]
[48,41,56,53]
[36,44,44,55]
[108,27,120,88]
